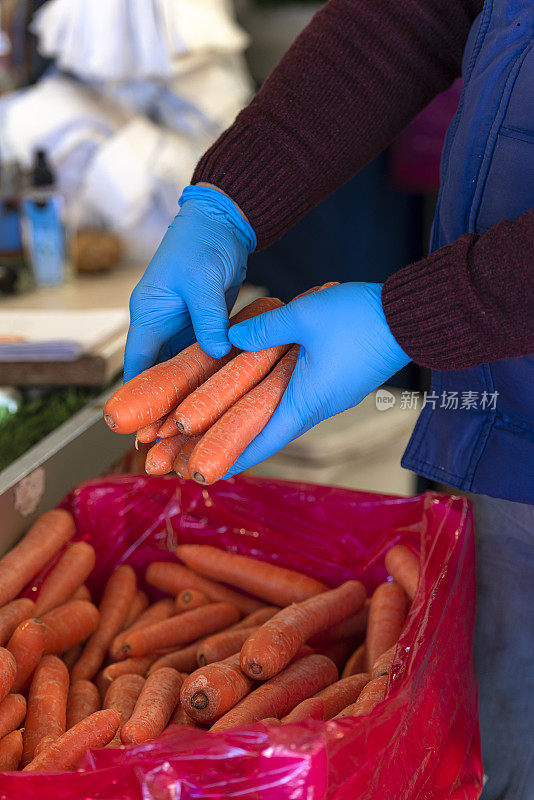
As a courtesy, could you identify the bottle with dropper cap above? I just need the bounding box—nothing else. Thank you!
[21,149,66,286]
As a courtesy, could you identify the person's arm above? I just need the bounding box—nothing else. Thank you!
[383,209,534,369]
[194,0,483,248]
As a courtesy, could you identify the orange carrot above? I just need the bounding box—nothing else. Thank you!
[71,565,137,681]
[162,341,292,437]
[173,436,202,479]
[0,598,35,647]
[180,653,255,724]
[103,673,145,744]
[175,545,326,607]
[241,580,366,680]
[365,582,408,672]
[109,598,174,661]
[231,606,280,630]
[70,584,91,602]
[188,345,300,484]
[385,545,420,600]
[103,297,283,434]
[0,729,23,771]
[23,709,121,772]
[0,693,26,740]
[22,655,69,766]
[62,643,83,671]
[7,620,44,692]
[281,697,324,723]
[33,735,54,758]
[122,590,149,631]
[212,654,338,732]
[261,717,281,725]
[145,433,189,476]
[371,644,398,679]
[0,509,75,606]
[148,643,202,675]
[175,588,209,613]
[120,668,183,744]
[101,655,158,688]
[137,417,167,444]
[284,673,371,722]
[334,675,388,718]
[341,643,366,678]
[66,680,100,729]
[320,638,362,672]
[308,601,369,646]
[35,541,96,616]
[122,603,240,658]
[146,561,261,615]
[41,600,100,654]
[171,703,205,728]
[197,626,258,667]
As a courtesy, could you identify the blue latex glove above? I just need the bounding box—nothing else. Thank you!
[225,282,411,477]
[124,185,256,382]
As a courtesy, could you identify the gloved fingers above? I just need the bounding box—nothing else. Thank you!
[184,281,235,359]
[156,324,196,363]
[123,322,168,383]
[228,301,302,352]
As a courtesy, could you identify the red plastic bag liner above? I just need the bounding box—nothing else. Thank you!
[4,475,483,799]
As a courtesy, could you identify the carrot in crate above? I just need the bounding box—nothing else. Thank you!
[109,598,175,661]
[371,644,398,678]
[241,580,366,680]
[70,584,91,602]
[122,603,240,658]
[22,655,69,767]
[0,693,26,739]
[145,433,189,476]
[23,709,121,772]
[35,541,96,616]
[171,704,206,728]
[122,591,149,630]
[146,561,261,615]
[0,647,17,701]
[188,346,300,485]
[197,626,258,667]
[284,673,371,722]
[148,643,202,675]
[175,545,326,606]
[120,668,183,744]
[0,729,23,771]
[281,697,324,723]
[385,545,420,600]
[365,582,408,672]
[211,654,338,732]
[103,297,283,434]
[175,589,209,613]
[335,674,388,718]
[71,565,137,681]
[180,653,255,725]
[342,643,366,678]
[0,599,36,647]
[173,436,202,479]
[319,638,362,672]
[0,509,75,607]
[103,673,145,745]
[232,606,280,629]
[308,601,369,646]
[100,655,158,692]
[7,620,44,692]
[41,601,100,654]
[66,680,101,729]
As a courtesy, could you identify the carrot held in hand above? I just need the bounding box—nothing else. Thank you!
[341,643,366,678]
[334,675,388,718]
[71,565,137,681]
[23,709,121,772]
[197,626,258,667]
[241,580,366,680]
[0,598,35,647]
[0,693,26,740]
[162,341,292,437]
[173,436,202,479]
[212,654,338,732]
[22,655,69,767]
[109,598,175,662]
[122,603,240,658]
[41,600,100,654]
[145,433,189,476]
[188,345,300,485]
[66,680,101,729]
[0,509,75,607]
[137,417,167,444]
[7,620,44,693]
[175,544,326,606]
[146,560,260,615]
[35,541,96,616]
[0,729,23,771]
[175,589,209,613]
[385,545,420,600]
[180,653,255,725]
[365,581,408,672]
[103,297,283,434]
[120,668,183,744]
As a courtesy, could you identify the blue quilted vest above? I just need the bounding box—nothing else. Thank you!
[402,0,534,504]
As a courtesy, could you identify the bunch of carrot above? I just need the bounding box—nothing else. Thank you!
[0,505,420,773]
[103,285,336,485]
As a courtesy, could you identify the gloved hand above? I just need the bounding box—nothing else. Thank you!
[225,282,411,477]
[124,185,256,383]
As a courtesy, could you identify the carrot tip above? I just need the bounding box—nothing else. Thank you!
[191,692,209,710]
[182,592,192,603]
[248,662,263,676]
[104,413,117,431]
[197,655,207,667]
[176,422,185,432]
[193,472,206,484]
[175,472,184,479]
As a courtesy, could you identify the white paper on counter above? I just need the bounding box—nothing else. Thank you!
[0,309,128,361]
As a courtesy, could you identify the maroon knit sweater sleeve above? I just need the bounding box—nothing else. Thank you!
[382,209,534,369]
[193,0,482,248]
